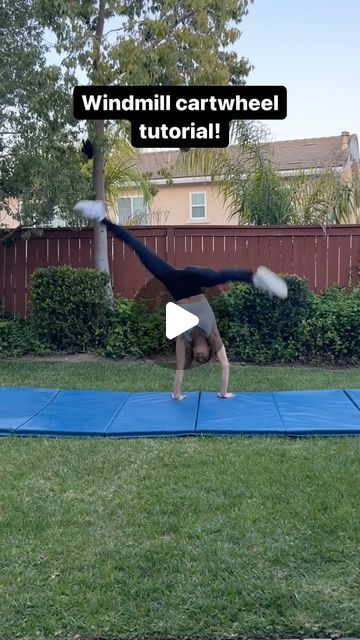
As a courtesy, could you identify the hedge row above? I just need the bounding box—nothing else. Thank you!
[29,266,111,351]
[0,318,48,358]
[1,266,360,364]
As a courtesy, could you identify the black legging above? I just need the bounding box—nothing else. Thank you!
[103,219,253,301]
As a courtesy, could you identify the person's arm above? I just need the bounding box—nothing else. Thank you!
[172,336,187,400]
[208,324,235,399]
[216,345,234,398]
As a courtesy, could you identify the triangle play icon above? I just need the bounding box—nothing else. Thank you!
[166,302,199,339]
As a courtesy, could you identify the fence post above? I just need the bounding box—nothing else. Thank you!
[166,226,175,265]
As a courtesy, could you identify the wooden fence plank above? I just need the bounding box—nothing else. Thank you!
[349,233,360,286]
[1,224,359,317]
[303,236,317,291]
[315,234,328,292]
[279,236,293,275]
[3,243,16,317]
[292,235,305,277]
[14,240,27,318]
[327,235,340,287]
[338,235,352,287]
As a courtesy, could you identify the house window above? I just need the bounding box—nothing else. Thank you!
[39,206,67,228]
[50,213,67,228]
[190,192,206,220]
[118,196,147,223]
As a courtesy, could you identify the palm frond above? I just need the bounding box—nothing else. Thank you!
[103,136,154,215]
[175,130,360,226]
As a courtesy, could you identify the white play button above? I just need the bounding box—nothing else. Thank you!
[166,302,199,339]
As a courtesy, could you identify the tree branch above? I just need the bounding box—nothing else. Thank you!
[142,10,196,48]
[0,225,21,243]
[103,25,127,38]
[173,9,195,28]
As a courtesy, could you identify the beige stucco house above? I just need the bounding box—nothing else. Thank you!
[0,197,65,230]
[116,131,359,225]
[2,132,359,228]
[0,197,21,230]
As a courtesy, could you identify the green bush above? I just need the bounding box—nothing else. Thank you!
[104,277,360,366]
[211,275,311,364]
[131,298,170,356]
[301,285,360,364]
[29,266,112,352]
[0,319,49,358]
[103,296,171,358]
[102,298,139,358]
[11,267,360,366]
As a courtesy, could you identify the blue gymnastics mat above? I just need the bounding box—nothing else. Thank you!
[1,386,360,438]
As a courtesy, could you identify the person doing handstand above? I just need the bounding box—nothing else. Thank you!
[74,200,288,399]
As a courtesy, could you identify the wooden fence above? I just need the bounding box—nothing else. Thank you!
[1,224,360,318]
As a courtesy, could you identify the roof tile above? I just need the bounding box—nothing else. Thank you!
[136,134,357,179]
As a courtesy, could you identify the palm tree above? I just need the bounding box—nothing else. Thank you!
[177,126,360,225]
[288,167,360,224]
[104,135,155,223]
[176,124,286,223]
[230,151,292,224]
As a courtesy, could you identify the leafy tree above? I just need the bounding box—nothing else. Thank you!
[33,0,255,273]
[108,0,254,86]
[0,1,155,261]
[0,0,90,240]
[1,142,92,235]
[0,0,44,154]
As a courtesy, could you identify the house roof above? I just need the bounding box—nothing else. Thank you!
[137,133,358,180]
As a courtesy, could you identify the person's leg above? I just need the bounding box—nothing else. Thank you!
[74,200,175,280]
[74,200,183,293]
[103,219,174,281]
[73,201,287,299]
[185,265,253,287]
[185,264,288,299]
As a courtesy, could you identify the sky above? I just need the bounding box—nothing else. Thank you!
[46,0,360,143]
[238,0,360,140]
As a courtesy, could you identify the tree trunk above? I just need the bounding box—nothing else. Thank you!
[91,0,112,297]
[93,118,110,274]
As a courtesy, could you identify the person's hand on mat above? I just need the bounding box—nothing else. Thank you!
[217,392,235,399]
[172,393,186,400]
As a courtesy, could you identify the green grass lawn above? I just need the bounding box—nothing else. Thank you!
[0,360,360,640]
[2,357,360,392]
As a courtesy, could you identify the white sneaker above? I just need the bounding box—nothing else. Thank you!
[73,200,106,222]
[253,266,288,299]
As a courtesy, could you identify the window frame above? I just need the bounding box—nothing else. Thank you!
[189,191,207,222]
[118,195,148,223]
